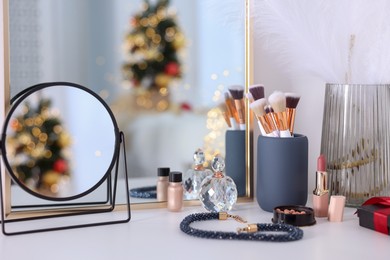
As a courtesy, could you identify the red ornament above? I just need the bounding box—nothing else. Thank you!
[132,79,140,87]
[53,159,68,173]
[130,17,138,27]
[164,62,180,76]
[180,102,192,111]
[10,119,20,131]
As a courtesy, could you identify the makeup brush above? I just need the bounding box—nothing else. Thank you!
[264,105,279,137]
[228,85,246,130]
[222,111,232,128]
[249,98,277,137]
[285,92,301,135]
[219,105,232,129]
[224,92,239,130]
[246,92,254,103]
[249,84,265,101]
[268,91,291,137]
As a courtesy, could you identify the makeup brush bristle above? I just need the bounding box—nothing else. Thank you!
[249,84,265,100]
[249,98,267,117]
[228,85,244,100]
[285,92,301,109]
[224,92,231,100]
[268,91,286,113]
[265,105,274,114]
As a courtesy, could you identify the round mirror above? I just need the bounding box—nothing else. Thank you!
[1,82,119,201]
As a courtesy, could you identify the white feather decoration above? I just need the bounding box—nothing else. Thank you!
[252,0,390,84]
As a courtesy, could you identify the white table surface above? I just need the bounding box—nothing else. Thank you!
[0,199,388,260]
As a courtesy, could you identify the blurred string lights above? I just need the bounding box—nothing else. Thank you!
[203,67,243,164]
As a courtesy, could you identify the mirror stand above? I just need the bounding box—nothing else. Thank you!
[0,132,131,236]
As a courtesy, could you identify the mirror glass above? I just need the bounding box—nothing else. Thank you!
[2,83,117,200]
[7,0,246,204]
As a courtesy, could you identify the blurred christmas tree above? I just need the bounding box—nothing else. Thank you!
[8,98,71,195]
[122,0,185,94]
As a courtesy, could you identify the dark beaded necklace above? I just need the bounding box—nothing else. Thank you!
[180,212,304,242]
[129,186,157,199]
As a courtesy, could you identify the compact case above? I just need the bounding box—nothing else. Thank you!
[357,197,390,235]
[272,205,316,227]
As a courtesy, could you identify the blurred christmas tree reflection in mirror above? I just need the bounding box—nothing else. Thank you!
[4,84,116,200]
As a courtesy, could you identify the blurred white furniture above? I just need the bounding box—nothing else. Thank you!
[125,111,209,177]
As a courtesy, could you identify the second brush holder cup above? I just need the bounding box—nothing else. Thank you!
[256,134,308,212]
[225,130,246,196]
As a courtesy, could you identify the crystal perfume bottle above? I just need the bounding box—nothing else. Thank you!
[183,149,213,200]
[199,154,238,212]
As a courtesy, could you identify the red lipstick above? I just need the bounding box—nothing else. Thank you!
[313,154,329,217]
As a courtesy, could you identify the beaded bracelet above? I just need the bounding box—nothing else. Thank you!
[129,186,157,199]
[180,212,304,242]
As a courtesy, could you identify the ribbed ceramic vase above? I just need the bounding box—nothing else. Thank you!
[321,84,390,207]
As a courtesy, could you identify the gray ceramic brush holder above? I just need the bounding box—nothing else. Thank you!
[225,130,246,196]
[256,134,308,212]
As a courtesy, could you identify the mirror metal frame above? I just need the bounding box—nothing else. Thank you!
[0,81,132,235]
[1,0,253,212]
[244,0,254,203]
[2,82,120,202]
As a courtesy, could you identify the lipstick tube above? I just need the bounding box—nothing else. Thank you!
[313,154,329,217]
